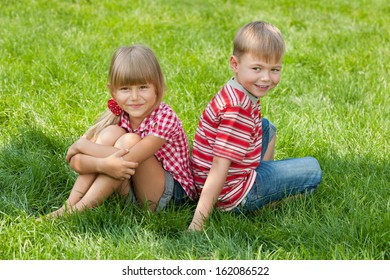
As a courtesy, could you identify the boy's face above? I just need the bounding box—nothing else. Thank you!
[230,53,282,98]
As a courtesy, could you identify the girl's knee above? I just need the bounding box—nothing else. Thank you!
[96,125,126,145]
[114,133,141,149]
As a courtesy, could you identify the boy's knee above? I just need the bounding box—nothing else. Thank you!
[114,133,141,149]
[305,156,322,187]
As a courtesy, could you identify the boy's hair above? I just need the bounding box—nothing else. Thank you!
[233,21,285,62]
[85,45,165,140]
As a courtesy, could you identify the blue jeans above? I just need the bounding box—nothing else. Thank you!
[234,118,322,213]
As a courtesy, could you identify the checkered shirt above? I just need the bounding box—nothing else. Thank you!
[119,103,196,200]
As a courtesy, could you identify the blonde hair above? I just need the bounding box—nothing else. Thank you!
[85,45,166,140]
[233,21,285,63]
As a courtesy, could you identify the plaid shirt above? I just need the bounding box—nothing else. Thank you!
[119,102,196,200]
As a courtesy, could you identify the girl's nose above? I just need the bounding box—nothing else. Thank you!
[129,89,139,100]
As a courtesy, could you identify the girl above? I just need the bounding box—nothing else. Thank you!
[45,45,196,218]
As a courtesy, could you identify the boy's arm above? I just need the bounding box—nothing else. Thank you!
[188,156,231,231]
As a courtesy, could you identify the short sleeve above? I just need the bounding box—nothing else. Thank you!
[149,106,180,141]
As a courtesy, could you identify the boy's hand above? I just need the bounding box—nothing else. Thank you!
[188,156,231,233]
[188,220,204,232]
[99,149,138,180]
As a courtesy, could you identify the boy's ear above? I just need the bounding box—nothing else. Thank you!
[230,55,239,71]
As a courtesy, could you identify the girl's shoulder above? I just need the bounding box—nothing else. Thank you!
[151,102,182,126]
[156,102,179,118]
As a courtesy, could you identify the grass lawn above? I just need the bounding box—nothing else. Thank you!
[0,0,389,260]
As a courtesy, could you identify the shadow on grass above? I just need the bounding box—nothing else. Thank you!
[0,126,73,216]
[0,128,388,259]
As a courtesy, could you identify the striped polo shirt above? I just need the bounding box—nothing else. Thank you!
[191,78,262,211]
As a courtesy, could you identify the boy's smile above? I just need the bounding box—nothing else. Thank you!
[230,53,282,98]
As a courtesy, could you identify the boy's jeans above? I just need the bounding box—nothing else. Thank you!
[235,118,322,213]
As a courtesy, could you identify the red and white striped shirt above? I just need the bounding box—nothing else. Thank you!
[119,102,196,200]
[191,78,262,211]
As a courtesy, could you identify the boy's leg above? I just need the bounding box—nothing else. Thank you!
[261,118,277,161]
[263,135,276,161]
[242,157,322,213]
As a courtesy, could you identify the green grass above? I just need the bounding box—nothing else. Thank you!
[0,0,389,260]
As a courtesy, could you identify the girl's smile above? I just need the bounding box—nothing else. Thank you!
[114,83,158,129]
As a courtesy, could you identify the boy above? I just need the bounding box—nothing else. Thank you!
[189,21,322,231]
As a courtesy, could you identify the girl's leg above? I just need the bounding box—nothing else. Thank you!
[242,157,322,213]
[131,155,165,211]
[60,133,146,214]
[45,125,126,218]
[114,133,165,211]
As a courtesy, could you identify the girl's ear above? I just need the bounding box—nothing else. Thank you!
[107,83,115,96]
[230,55,239,72]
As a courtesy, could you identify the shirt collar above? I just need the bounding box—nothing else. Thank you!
[132,103,162,133]
[228,77,259,104]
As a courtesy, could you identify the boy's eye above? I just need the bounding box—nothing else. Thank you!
[139,85,149,90]
[253,67,261,71]
[271,68,281,73]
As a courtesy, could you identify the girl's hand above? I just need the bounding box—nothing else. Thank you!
[99,149,139,180]
[65,137,88,163]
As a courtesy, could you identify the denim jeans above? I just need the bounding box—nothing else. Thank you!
[234,118,322,213]
[155,171,188,211]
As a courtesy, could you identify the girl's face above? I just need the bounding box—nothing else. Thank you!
[114,83,158,129]
[230,52,282,98]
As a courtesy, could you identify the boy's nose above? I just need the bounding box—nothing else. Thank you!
[260,71,270,81]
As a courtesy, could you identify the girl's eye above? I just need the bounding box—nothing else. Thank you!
[253,67,261,71]
[139,85,149,90]
[271,68,281,73]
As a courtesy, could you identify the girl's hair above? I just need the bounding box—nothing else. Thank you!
[233,21,285,63]
[85,45,166,140]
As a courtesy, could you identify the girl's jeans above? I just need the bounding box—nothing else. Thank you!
[235,118,322,213]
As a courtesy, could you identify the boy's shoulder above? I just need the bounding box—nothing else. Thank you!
[213,80,253,110]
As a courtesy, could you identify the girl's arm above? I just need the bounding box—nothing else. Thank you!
[68,135,166,175]
[188,156,231,231]
[66,137,121,162]
[69,149,138,179]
